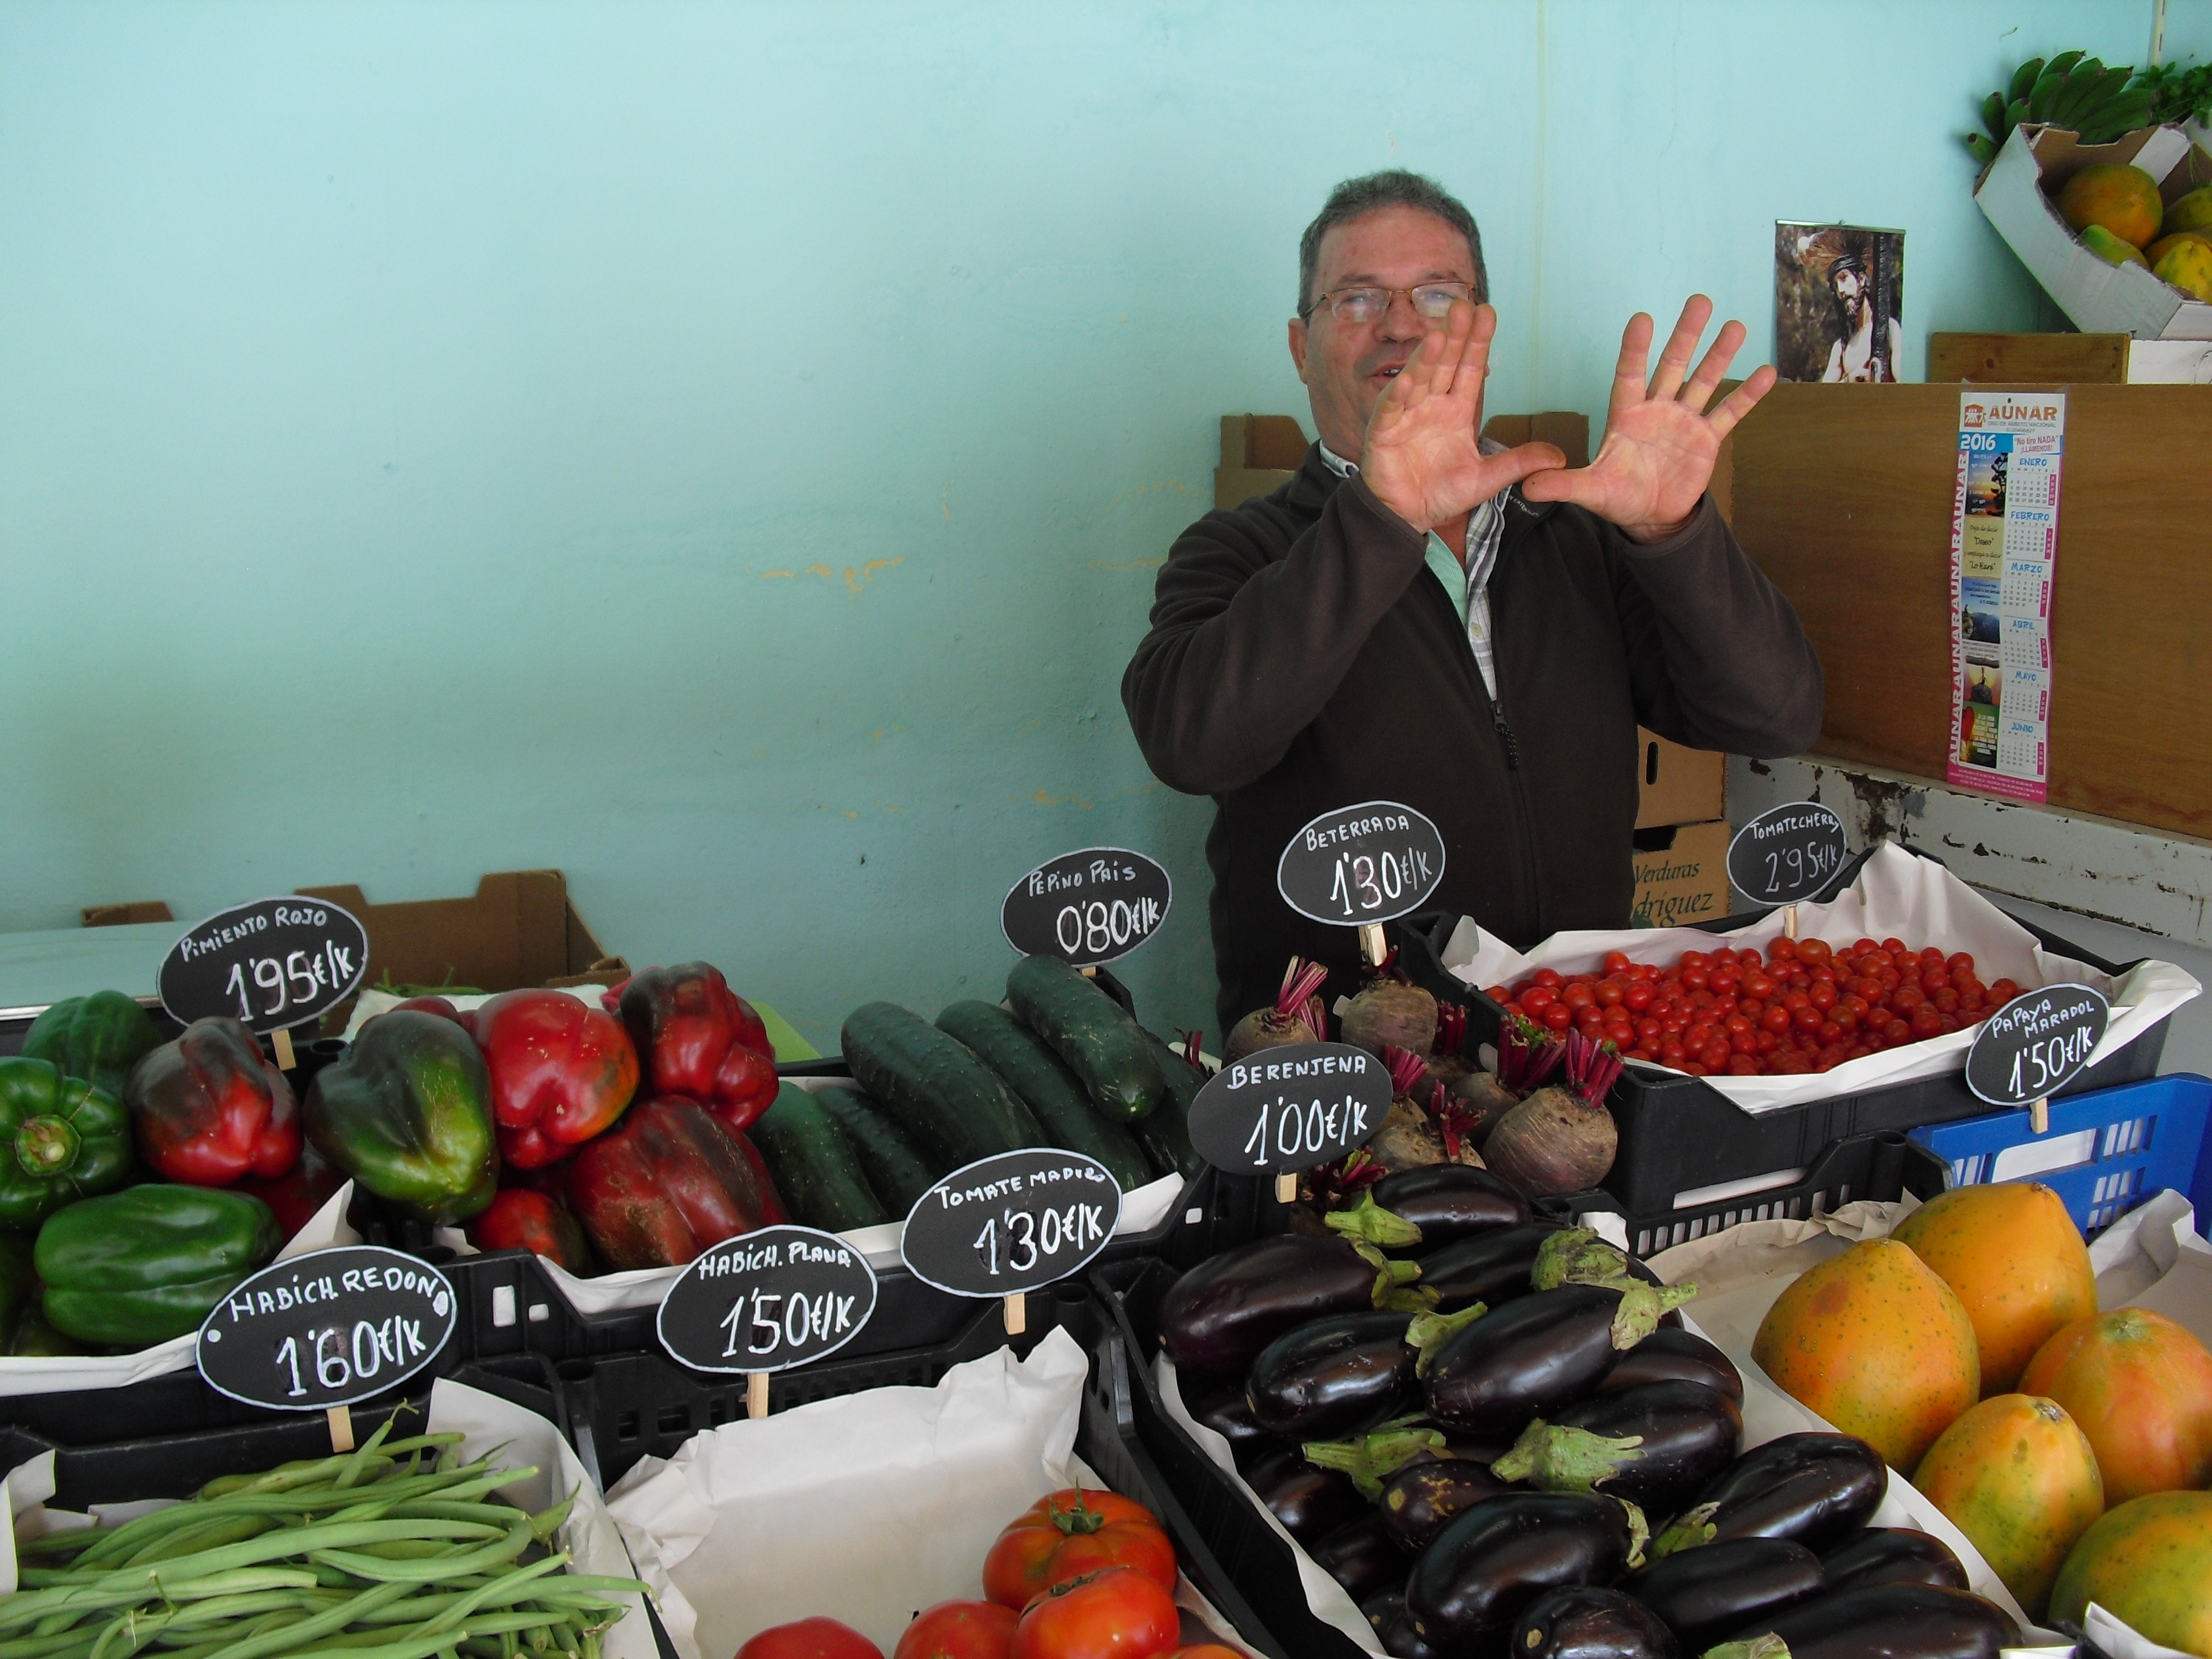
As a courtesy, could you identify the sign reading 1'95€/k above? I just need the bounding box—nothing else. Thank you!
[1186,1042,1393,1176]
[160,896,372,1035]
[1001,848,1173,968]
[195,1245,457,1412]
[656,1225,881,1374]
[1965,982,2110,1110]
[1726,802,1850,908]
[1277,802,1446,927]
[899,1150,1121,1298]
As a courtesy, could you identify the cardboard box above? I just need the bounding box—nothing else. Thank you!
[1975,122,2212,340]
[1635,729,1724,829]
[1928,330,2212,384]
[1629,819,1731,930]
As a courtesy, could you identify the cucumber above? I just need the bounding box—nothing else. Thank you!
[934,1001,1153,1191]
[750,1082,891,1232]
[813,1085,939,1215]
[1135,1030,1205,1179]
[1005,956,1165,1122]
[840,1002,1044,1171]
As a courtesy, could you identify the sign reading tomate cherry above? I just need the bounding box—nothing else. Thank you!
[1726,802,1850,908]
[1185,1042,1394,1176]
[1001,848,1173,968]
[1965,982,2110,1110]
[900,1149,1121,1298]
[657,1225,880,1374]
[196,1245,457,1412]
[1276,802,1446,927]
[160,896,370,1035]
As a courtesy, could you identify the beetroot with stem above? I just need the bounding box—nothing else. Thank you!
[1495,1012,1566,1096]
[1365,1044,1448,1173]
[1340,948,1437,1059]
[1223,957,1330,1061]
[1483,1030,1624,1198]
[1426,1002,1473,1087]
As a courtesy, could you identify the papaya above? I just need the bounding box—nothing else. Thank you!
[1892,1183,2095,1394]
[1911,1394,2102,1618]
[2057,163,2163,249]
[2048,1490,2212,1657]
[1752,1238,1980,1471]
[2145,229,2212,268]
[2154,236,2212,303]
[2082,224,2148,268]
[2168,184,2212,236]
[2020,1307,2212,1504]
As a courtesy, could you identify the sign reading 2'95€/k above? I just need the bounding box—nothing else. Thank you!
[1277,802,1446,927]
[656,1225,881,1374]
[195,1245,457,1412]
[1001,848,1173,968]
[1187,1042,1394,1176]
[160,896,371,1035]
[1725,802,1849,908]
[1965,982,2110,1110]
[899,1149,1122,1298]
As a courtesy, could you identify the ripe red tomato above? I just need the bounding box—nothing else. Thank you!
[1010,1569,1182,1659]
[1540,1004,1573,1031]
[984,1491,1176,1610]
[739,1621,885,1659]
[1601,950,1632,974]
[897,1604,1019,1659]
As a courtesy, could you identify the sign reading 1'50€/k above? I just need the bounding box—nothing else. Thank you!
[1726,802,1849,907]
[1965,982,2110,1110]
[656,1225,881,1374]
[160,896,371,1034]
[1186,1042,1393,1176]
[195,1245,457,1412]
[1276,802,1447,926]
[1001,848,1173,968]
[899,1149,1121,1298]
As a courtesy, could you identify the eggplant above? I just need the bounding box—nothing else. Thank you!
[1509,1586,1678,1659]
[1248,1310,1418,1439]
[1158,1234,1418,1375]
[1403,1492,1636,1653]
[1492,1381,1742,1516]
[1818,1527,1967,1594]
[1652,1433,1886,1559]
[1309,1510,1410,1603]
[1178,1370,1281,1457]
[1623,1537,1825,1651]
[1366,1595,1449,1659]
[1710,1582,2019,1659]
[1421,1284,1675,1435]
[1376,1455,1512,1552]
[1418,1222,1563,1312]
[1242,1444,1368,1542]
[1596,1327,1743,1405]
[1369,1165,1530,1249]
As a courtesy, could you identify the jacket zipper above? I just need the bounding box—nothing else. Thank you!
[1491,695,1544,937]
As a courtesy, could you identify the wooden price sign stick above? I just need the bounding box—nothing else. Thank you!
[746,1373,770,1419]
[1004,1293,1026,1336]
[1186,1044,1395,1210]
[1277,802,1448,985]
[1726,803,1849,927]
[327,1406,355,1453]
[273,1028,298,1070]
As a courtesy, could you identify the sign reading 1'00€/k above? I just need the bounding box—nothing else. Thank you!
[1726,802,1849,908]
[1001,848,1173,968]
[1187,1043,1394,1176]
[196,1245,458,1412]
[160,896,372,1034]
[657,1225,882,1373]
[900,1149,1122,1297]
[1277,802,1446,927]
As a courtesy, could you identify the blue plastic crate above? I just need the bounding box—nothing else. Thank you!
[1910,1073,2212,1237]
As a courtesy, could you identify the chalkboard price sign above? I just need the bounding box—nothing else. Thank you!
[1002,848,1173,967]
[1965,983,2110,1110]
[196,1245,457,1412]
[1185,1042,1394,1176]
[161,897,371,1035]
[1726,803,1850,907]
[1276,802,1447,927]
[900,1150,1122,1298]
[656,1225,880,1375]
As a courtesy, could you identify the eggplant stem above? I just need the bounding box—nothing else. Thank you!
[1704,1638,1791,1659]
[1405,1302,1487,1376]
[1323,1191,1421,1250]
[1608,1281,1700,1349]
[1487,1421,1645,1492]
[1649,1501,1719,1561]
[1530,1228,1631,1290]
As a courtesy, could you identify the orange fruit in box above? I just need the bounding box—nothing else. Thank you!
[1892,1182,2096,1394]
[2153,236,2212,302]
[1912,1393,2103,1618]
[2145,229,2212,267]
[2020,1307,2212,1504]
[2057,163,2163,249]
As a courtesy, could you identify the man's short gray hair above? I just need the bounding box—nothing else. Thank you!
[1297,170,1489,317]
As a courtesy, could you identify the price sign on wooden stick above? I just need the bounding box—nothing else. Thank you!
[657,1225,880,1416]
[1726,802,1849,939]
[160,897,370,1068]
[1965,982,2110,1133]
[1276,802,1447,967]
[901,1150,1121,1336]
[1002,848,1173,968]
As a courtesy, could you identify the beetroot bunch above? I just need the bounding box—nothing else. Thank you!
[1225,957,1330,1061]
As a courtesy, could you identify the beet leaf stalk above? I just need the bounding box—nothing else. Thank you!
[1495,1012,1565,1097]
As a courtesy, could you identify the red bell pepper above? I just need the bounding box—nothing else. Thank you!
[469,1187,595,1275]
[610,964,778,1131]
[392,995,477,1036]
[126,1016,301,1187]
[472,990,640,1170]
[235,1145,347,1240]
[567,1097,786,1269]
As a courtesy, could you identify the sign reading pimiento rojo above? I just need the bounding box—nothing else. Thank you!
[1725,802,1850,908]
[655,1224,880,1374]
[160,896,371,1035]
[1001,848,1173,968]
[1965,982,2111,1109]
[196,1245,457,1412]
[1185,1042,1394,1176]
[899,1149,1122,1298]
[1276,802,1447,927]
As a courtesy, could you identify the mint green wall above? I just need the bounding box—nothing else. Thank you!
[1,1,2194,1050]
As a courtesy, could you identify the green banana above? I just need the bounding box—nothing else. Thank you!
[2009,57,2045,106]
[1983,92,2008,141]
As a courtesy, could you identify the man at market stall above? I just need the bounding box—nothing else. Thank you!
[1121,170,1824,1035]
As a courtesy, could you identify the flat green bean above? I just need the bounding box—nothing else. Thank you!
[309,1522,531,1586]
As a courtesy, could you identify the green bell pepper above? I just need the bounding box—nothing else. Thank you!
[21,991,164,1099]
[36,1185,280,1348]
[0,1056,133,1231]
[0,1235,84,1356]
[304,1009,498,1224]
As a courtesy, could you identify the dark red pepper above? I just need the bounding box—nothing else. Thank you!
[392,996,477,1036]
[469,1188,595,1276]
[567,1097,786,1269]
[611,964,777,1131]
[472,990,640,1169]
[235,1145,348,1240]
[126,1017,301,1187]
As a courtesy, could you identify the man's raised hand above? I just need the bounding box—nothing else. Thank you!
[1521,296,1776,542]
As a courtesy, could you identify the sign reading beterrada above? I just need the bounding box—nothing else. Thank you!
[1276,801,1446,927]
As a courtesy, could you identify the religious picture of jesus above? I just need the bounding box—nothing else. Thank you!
[1774,223,1904,384]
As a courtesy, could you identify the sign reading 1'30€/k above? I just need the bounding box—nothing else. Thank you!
[1965,982,2110,1110]
[1726,802,1849,907]
[899,1149,1121,1298]
[1276,801,1447,926]
[196,1245,457,1412]
[160,896,371,1034]
[1002,848,1173,968]
[656,1225,881,1374]
[1186,1042,1394,1176]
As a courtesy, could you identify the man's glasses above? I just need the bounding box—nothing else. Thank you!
[1302,282,1475,324]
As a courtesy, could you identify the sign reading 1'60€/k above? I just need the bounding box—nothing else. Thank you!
[1002,848,1173,968]
[160,896,371,1035]
[899,1149,1121,1298]
[1965,982,2110,1110]
[656,1225,880,1374]
[1186,1042,1393,1176]
[1726,802,1849,907]
[1276,802,1446,927]
[195,1245,457,1412]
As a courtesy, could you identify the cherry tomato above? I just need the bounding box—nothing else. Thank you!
[1011,1569,1181,1659]
[1680,967,1709,993]
[1518,987,1555,1015]
[1769,937,1798,961]
[1542,1004,1574,1030]
[1882,937,1908,955]
[1708,968,1740,997]
[1728,1054,1760,1075]
[1561,983,1597,1010]
[1595,978,1626,1007]
[1533,968,1564,988]
[1754,1028,1780,1054]
[1947,952,1977,977]
[1792,1005,1823,1033]
[1796,939,1832,967]
[1891,985,1925,1013]
[1988,978,2020,1003]
[1729,1030,1758,1056]
[1741,973,1774,1000]
[740,1622,885,1659]
[1760,1005,1793,1034]
[1699,1040,1732,1070]
[1678,950,1710,971]
[985,1492,1176,1609]
[1623,981,1656,1013]
[1601,951,1633,974]
[1808,981,1838,1012]
[899,1604,1019,1659]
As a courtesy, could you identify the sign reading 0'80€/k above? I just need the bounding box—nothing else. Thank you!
[1725,802,1850,907]
[160,896,371,1035]
[1276,802,1446,927]
[1186,1042,1394,1176]
[195,1245,457,1412]
[899,1149,1122,1298]
[1001,848,1173,968]
[656,1225,881,1374]
[1965,982,2110,1110]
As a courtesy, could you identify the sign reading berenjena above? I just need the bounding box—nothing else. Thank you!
[1276,802,1446,927]
[1185,1042,1393,1176]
